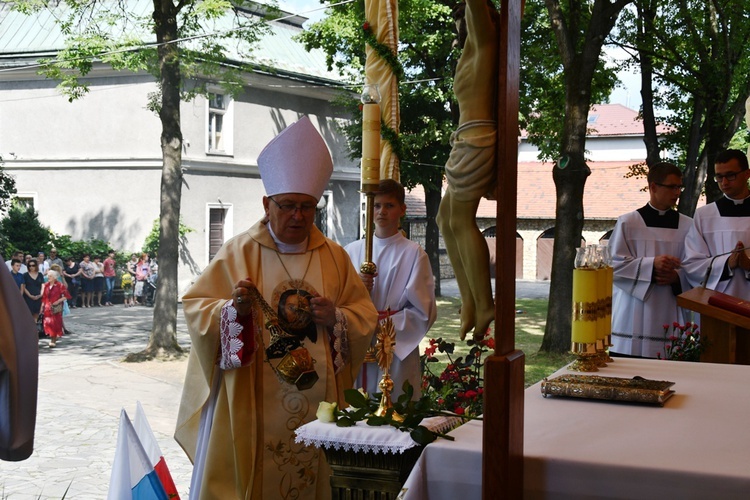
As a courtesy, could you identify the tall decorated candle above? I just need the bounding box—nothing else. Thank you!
[361,84,381,193]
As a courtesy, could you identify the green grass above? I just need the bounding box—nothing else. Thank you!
[421,296,574,388]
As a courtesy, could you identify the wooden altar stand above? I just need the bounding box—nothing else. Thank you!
[677,287,750,364]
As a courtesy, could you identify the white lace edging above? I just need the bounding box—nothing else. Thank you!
[219,300,244,370]
[294,416,462,454]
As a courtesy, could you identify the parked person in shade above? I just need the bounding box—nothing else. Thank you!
[22,259,44,323]
[46,248,63,270]
[175,117,377,500]
[684,149,750,296]
[37,252,49,275]
[345,179,437,398]
[609,162,693,358]
[63,256,81,308]
[103,250,117,306]
[6,251,27,274]
[92,255,105,306]
[41,269,70,348]
[134,253,151,305]
[79,254,95,308]
[10,259,25,294]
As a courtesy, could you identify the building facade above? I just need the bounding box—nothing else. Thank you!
[0,4,363,294]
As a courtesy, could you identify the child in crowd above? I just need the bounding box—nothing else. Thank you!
[121,271,134,307]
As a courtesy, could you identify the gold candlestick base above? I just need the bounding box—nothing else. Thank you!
[375,374,403,422]
[569,341,599,372]
[604,334,614,362]
[595,339,608,368]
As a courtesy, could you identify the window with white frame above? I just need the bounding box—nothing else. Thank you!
[207,92,234,155]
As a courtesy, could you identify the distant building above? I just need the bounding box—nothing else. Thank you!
[405,104,676,281]
[0,3,361,294]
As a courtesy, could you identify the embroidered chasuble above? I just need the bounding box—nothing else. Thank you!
[176,221,377,500]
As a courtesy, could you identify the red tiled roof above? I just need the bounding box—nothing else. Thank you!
[405,160,653,220]
[520,104,670,138]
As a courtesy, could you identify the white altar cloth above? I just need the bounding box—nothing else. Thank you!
[295,416,460,454]
[400,358,750,499]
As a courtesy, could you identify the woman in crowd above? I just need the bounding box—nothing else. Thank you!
[79,254,95,307]
[63,256,82,308]
[134,253,151,306]
[41,269,71,348]
[92,255,105,307]
[103,250,116,306]
[10,259,25,294]
[22,259,44,322]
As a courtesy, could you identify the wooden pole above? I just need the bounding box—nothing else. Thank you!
[482,0,524,498]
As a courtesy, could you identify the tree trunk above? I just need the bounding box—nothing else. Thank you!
[540,154,589,352]
[128,0,183,360]
[425,173,442,297]
[636,0,660,167]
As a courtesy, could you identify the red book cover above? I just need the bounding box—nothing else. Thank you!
[708,292,750,318]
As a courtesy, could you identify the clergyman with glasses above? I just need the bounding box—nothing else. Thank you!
[684,149,750,296]
[609,162,693,358]
[175,116,377,499]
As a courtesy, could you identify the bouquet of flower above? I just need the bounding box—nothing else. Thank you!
[420,329,494,417]
[657,321,706,362]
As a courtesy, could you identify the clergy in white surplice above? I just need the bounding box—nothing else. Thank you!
[345,179,437,399]
[683,149,750,297]
[610,162,693,358]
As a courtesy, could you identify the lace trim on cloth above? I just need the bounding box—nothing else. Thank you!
[219,300,257,370]
[329,308,349,375]
[294,416,461,454]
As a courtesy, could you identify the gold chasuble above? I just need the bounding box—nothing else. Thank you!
[176,221,377,500]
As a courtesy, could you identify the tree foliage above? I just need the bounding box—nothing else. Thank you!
[0,205,51,258]
[612,0,750,211]
[0,159,17,215]
[13,0,270,359]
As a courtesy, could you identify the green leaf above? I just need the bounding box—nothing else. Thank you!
[344,388,370,409]
[410,425,437,447]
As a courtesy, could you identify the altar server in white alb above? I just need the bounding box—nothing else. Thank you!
[345,179,437,398]
[609,162,693,358]
[683,149,750,296]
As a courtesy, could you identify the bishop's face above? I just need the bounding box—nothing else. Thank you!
[263,193,318,245]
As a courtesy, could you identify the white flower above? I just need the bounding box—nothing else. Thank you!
[316,401,338,423]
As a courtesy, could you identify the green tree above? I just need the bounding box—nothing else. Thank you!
[613,0,750,211]
[141,217,194,257]
[299,0,460,295]
[0,205,51,257]
[0,157,16,215]
[13,0,269,359]
[520,0,633,353]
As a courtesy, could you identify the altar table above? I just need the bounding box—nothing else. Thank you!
[400,358,750,499]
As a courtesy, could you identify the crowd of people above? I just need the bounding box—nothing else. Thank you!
[5,249,158,347]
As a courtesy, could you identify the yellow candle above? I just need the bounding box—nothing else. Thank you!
[605,265,613,336]
[361,102,380,191]
[596,267,608,340]
[571,268,598,344]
